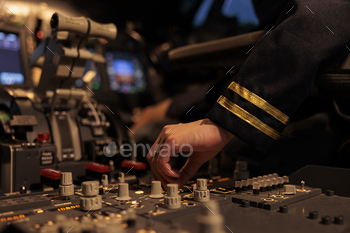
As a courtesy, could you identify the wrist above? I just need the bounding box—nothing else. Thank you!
[205,118,234,142]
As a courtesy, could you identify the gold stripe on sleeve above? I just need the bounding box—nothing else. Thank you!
[228,81,289,124]
[217,95,281,140]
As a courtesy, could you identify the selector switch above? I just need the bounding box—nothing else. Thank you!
[117,183,132,201]
[80,181,102,211]
[82,181,99,196]
[149,181,164,199]
[59,172,74,200]
[194,178,210,202]
[165,184,181,209]
[80,195,103,211]
[60,172,73,186]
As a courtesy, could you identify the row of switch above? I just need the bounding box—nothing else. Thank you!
[235,174,289,194]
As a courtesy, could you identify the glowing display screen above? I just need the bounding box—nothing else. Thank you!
[0,31,24,85]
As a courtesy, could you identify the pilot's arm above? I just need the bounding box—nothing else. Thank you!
[147,0,350,188]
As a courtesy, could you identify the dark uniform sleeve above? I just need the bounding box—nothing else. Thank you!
[206,0,350,153]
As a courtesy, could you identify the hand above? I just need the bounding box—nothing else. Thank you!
[129,98,172,136]
[146,118,234,189]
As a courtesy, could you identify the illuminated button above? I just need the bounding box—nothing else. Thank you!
[37,132,50,143]
[40,168,62,180]
[86,162,110,173]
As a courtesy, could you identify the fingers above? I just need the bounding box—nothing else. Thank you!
[150,167,169,190]
[178,152,203,187]
[146,124,184,188]
[151,155,179,183]
[157,147,180,178]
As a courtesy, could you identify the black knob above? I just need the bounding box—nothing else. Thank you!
[334,215,344,225]
[279,205,288,213]
[127,219,136,227]
[326,190,334,196]
[241,200,250,208]
[19,186,26,194]
[309,211,318,220]
[321,216,332,225]
[253,189,260,195]
[258,202,264,209]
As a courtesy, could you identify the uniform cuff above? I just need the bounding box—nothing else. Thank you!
[206,81,290,154]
